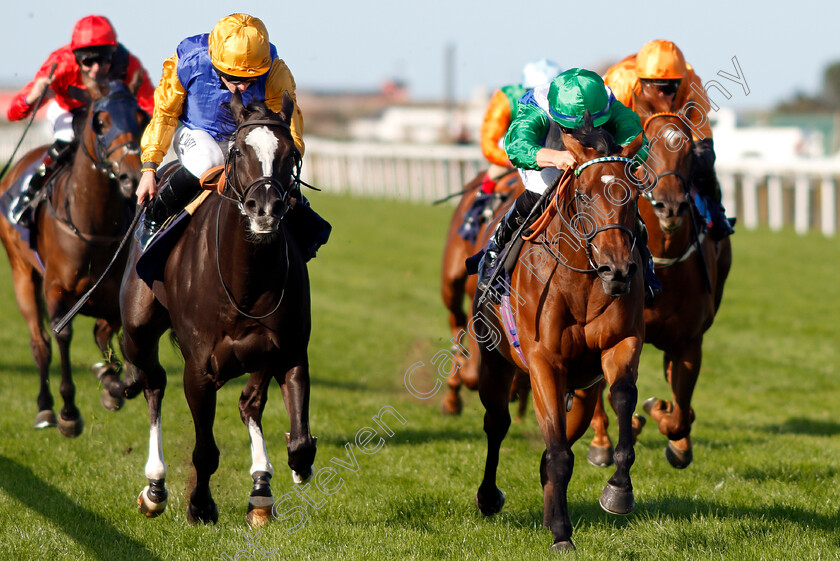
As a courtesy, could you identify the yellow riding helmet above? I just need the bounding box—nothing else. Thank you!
[635,40,687,80]
[209,14,272,78]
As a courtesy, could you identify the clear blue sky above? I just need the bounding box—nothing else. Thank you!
[2,0,836,111]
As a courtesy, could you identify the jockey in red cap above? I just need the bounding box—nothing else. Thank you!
[7,15,155,225]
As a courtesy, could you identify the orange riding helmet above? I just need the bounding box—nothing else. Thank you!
[635,40,687,80]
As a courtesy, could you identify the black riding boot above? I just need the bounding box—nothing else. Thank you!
[476,190,540,294]
[693,140,734,241]
[136,167,202,249]
[11,139,72,226]
[638,218,662,307]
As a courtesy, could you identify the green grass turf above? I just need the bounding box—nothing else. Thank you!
[0,192,837,560]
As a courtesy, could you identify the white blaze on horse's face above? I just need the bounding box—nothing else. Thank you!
[245,127,279,178]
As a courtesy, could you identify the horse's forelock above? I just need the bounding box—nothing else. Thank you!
[569,121,621,156]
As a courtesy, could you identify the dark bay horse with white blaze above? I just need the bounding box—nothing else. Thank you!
[587,96,732,469]
[120,92,316,526]
[473,120,646,552]
[0,78,146,436]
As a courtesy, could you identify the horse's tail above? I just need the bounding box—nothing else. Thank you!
[169,331,181,354]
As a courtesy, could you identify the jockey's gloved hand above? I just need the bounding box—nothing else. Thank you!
[692,138,716,174]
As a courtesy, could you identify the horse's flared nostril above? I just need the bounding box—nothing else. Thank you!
[597,265,614,281]
[271,200,286,217]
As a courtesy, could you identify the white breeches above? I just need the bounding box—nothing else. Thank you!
[172,127,229,178]
[520,167,563,194]
[46,101,74,143]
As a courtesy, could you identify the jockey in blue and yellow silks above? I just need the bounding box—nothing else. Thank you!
[136,13,328,258]
[475,68,661,304]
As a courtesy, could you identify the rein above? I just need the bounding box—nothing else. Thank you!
[212,116,297,320]
[641,112,710,285]
[214,201,289,320]
[48,87,141,244]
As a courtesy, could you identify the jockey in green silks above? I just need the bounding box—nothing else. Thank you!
[476,67,662,305]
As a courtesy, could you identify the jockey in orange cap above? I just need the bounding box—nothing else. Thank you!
[135,13,329,258]
[7,15,155,225]
[604,39,734,239]
[479,59,562,193]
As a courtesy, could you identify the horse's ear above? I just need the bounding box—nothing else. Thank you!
[279,91,294,125]
[562,130,587,165]
[127,69,143,95]
[80,72,103,100]
[619,132,645,158]
[582,109,593,130]
[230,91,246,124]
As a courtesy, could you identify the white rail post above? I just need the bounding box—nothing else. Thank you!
[767,175,783,231]
[820,177,836,236]
[742,174,759,230]
[794,175,810,235]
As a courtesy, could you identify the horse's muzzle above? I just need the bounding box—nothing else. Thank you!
[243,190,290,238]
[597,261,637,297]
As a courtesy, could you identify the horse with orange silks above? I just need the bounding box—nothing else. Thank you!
[586,93,733,470]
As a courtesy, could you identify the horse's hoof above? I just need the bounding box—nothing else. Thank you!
[586,444,614,468]
[665,441,693,469]
[186,500,219,524]
[92,361,122,379]
[599,483,634,515]
[475,487,505,516]
[34,410,57,429]
[292,465,314,485]
[441,394,463,416]
[632,414,647,439]
[246,497,274,528]
[123,378,144,400]
[642,396,660,416]
[57,413,84,438]
[137,485,168,517]
[101,388,125,412]
[550,540,576,553]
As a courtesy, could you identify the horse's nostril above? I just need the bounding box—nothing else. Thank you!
[627,263,638,279]
[597,265,614,280]
[271,201,285,217]
[245,200,257,213]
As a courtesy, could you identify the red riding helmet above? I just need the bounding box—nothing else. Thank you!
[70,15,118,51]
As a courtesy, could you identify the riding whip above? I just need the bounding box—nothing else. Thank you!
[432,170,512,205]
[53,200,148,334]
[479,168,569,303]
[0,63,57,180]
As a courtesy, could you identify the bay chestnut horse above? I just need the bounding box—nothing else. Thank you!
[587,96,732,469]
[439,168,528,416]
[473,119,646,552]
[0,78,146,436]
[120,92,316,526]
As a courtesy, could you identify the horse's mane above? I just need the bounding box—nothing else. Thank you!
[243,100,285,123]
[568,110,622,156]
